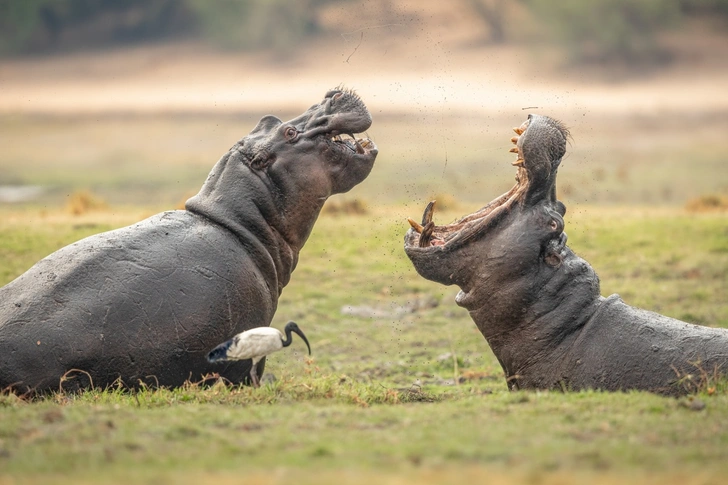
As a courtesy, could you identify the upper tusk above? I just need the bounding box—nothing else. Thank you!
[421,200,436,226]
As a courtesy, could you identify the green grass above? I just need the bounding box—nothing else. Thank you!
[1,205,728,484]
[566,207,728,326]
[3,383,728,484]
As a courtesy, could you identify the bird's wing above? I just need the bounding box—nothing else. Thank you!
[242,328,282,341]
[223,327,284,360]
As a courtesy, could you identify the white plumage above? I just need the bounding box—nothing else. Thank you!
[207,321,311,387]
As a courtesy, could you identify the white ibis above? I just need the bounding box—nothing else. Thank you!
[207,321,311,387]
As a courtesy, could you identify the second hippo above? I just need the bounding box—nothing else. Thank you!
[404,114,728,396]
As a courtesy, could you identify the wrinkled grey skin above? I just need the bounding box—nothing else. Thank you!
[0,88,377,395]
[404,114,728,396]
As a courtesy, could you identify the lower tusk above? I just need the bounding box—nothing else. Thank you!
[511,136,519,144]
[408,218,424,233]
[511,158,524,166]
[509,147,519,154]
[513,127,524,135]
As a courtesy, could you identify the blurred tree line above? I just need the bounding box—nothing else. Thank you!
[514,0,728,64]
[1,0,727,64]
[0,0,336,54]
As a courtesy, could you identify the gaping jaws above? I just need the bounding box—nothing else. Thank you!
[404,116,545,251]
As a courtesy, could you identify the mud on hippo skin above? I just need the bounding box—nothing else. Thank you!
[404,114,728,396]
[0,88,378,395]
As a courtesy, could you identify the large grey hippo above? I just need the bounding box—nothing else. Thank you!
[404,114,728,396]
[0,88,377,394]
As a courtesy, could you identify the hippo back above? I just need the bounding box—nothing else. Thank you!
[0,210,276,393]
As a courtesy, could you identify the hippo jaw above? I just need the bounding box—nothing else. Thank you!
[403,115,569,297]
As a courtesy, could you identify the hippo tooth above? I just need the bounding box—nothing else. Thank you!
[354,140,365,154]
[513,120,530,136]
[509,147,519,153]
[511,158,524,166]
[407,218,424,233]
[511,136,519,144]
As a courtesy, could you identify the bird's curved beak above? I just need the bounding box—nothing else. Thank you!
[293,327,312,355]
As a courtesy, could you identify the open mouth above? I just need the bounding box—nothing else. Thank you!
[300,87,376,157]
[330,133,375,155]
[405,118,532,250]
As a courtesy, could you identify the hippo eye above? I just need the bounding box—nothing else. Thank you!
[550,220,558,231]
[332,92,344,103]
[284,127,298,141]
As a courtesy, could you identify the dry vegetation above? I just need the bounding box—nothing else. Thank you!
[686,194,728,212]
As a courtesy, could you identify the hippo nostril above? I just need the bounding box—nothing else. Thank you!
[332,92,344,103]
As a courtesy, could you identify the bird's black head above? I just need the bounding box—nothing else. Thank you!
[284,321,312,355]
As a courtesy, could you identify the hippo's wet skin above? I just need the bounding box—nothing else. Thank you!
[404,114,728,396]
[0,88,377,394]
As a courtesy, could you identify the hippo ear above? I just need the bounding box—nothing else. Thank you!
[249,150,276,170]
[250,115,282,136]
[541,206,566,268]
[244,115,282,170]
[544,235,566,268]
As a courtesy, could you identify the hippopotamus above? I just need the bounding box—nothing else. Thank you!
[404,114,728,396]
[0,88,377,394]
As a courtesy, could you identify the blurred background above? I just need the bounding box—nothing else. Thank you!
[0,0,727,211]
